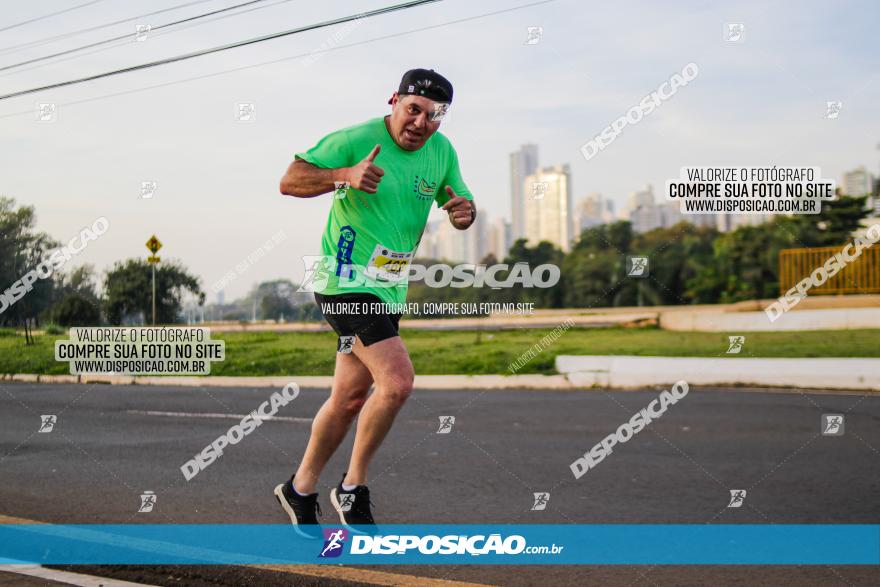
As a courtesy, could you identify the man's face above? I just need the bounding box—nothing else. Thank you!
[387,93,444,151]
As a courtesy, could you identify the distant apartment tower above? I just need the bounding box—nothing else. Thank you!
[524,164,574,252]
[628,185,662,233]
[417,220,440,259]
[428,218,462,262]
[660,183,769,232]
[575,193,616,233]
[841,166,874,197]
[659,201,684,228]
[488,217,512,260]
[510,144,539,242]
[630,185,708,232]
[871,176,880,216]
[426,212,488,264]
[471,210,489,262]
[655,184,726,231]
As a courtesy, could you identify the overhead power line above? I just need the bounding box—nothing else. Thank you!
[0,0,441,101]
[0,0,298,80]
[0,0,110,34]
[0,0,219,56]
[0,0,558,117]
[0,0,274,73]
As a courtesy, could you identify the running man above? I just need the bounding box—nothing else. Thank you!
[275,68,475,536]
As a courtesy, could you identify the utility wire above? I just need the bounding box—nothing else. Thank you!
[0,0,297,80]
[0,0,441,101]
[0,0,219,56]
[0,0,109,34]
[0,0,557,112]
[0,0,273,73]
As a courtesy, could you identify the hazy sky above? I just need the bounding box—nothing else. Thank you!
[1,0,878,300]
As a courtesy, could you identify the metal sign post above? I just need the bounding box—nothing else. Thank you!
[145,235,163,325]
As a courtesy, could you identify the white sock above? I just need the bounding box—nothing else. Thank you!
[341,482,358,491]
[291,480,311,497]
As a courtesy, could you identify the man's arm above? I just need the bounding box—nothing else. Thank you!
[279,144,384,198]
[279,159,349,198]
[441,185,476,230]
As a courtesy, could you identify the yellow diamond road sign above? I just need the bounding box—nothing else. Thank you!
[146,235,162,254]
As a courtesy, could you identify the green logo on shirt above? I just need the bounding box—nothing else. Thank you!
[412,176,438,200]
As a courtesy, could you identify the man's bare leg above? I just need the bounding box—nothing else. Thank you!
[293,349,373,494]
[343,335,414,487]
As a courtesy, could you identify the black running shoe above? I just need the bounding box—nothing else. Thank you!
[330,474,376,532]
[273,476,323,539]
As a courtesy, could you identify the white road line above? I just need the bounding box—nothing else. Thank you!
[0,564,158,586]
[126,410,311,423]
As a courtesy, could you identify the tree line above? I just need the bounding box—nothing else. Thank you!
[0,195,870,327]
[406,195,871,310]
[0,197,202,328]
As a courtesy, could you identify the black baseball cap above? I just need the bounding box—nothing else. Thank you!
[388,68,453,105]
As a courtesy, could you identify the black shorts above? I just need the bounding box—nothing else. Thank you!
[314,292,403,348]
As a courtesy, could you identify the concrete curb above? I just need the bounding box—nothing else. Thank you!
[659,306,880,332]
[0,372,575,390]
[556,355,880,391]
[5,358,880,391]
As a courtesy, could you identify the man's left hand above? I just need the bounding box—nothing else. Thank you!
[442,186,475,229]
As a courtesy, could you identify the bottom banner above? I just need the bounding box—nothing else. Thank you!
[1,524,877,565]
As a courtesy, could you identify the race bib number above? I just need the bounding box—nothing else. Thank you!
[365,244,413,282]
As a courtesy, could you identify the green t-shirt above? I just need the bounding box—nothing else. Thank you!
[295,116,472,306]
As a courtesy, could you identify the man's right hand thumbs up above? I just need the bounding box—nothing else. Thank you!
[364,144,381,162]
[346,144,384,194]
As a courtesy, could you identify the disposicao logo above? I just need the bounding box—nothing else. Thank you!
[319,528,348,558]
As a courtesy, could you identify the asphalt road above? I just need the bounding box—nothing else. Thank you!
[1,381,878,586]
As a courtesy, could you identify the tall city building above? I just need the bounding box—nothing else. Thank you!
[509,144,539,242]
[523,164,574,252]
[659,201,684,228]
[417,220,440,259]
[430,218,463,262]
[663,202,770,233]
[471,210,489,263]
[629,185,723,232]
[657,194,771,232]
[424,213,488,264]
[488,217,512,260]
[870,176,880,216]
[575,193,616,234]
[841,166,875,197]
[629,185,655,210]
[627,185,662,233]
[686,212,719,230]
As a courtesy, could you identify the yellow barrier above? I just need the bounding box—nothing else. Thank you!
[779,245,880,295]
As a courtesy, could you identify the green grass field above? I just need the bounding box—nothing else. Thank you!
[2,327,879,376]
